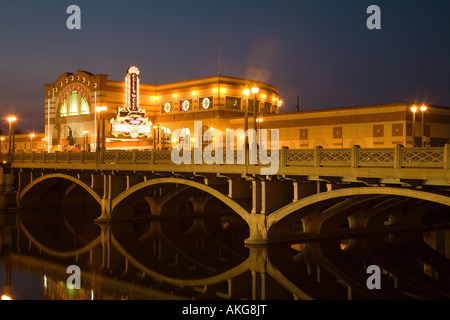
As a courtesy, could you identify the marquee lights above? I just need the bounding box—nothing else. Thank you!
[182,100,190,111]
[202,97,210,109]
[110,66,152,139]
[164,102,172,113]
[59,84,89,103]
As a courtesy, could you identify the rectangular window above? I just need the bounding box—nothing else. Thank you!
[392,123,403,137]
[264,102,271,114]
[373,125,384,137]
[333,127,343,139]
[225,97,241,110]
[247,99,260,112]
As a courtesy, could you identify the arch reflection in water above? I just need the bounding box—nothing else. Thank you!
[2,204,450,300]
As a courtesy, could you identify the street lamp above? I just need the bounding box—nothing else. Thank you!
[7,116,16,154]
[420,105,427,147]
[410,105,417,147]
[29,133,35,152]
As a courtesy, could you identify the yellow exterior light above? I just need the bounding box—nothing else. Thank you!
[191,137,195,143]
[411,105,417,113]
[262,94,266,100]
[192,91,198,96]
[220,88,226,94]
[420,105,427,112]
[29,133,35,138]
[212,88,217,93]
[243,89,250,96]
[251,87,259,94]
[173,93,178,99]
[7,116,16,122]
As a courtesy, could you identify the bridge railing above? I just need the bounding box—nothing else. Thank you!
[1,144,449,169]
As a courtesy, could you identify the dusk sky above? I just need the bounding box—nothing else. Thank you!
[0,0,449,134]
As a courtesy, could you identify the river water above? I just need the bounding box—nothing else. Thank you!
[1,202,450,301]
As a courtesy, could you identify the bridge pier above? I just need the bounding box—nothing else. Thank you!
[247,245,268,300]
[96,174,113,222]
[244,213,267,245]
[0,167,15,209]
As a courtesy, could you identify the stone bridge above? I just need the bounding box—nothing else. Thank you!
[1,145,449,244]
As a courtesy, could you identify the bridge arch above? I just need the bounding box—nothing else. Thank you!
[267,187,450,239]
[18,173,102,209]
[111,177,250,224]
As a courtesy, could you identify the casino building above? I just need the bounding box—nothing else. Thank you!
[39,66,450,153]
[43,67,281,152]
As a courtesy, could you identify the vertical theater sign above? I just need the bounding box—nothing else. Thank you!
[110,66,152,139]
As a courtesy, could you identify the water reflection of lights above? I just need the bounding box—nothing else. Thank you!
[2,203,450,300]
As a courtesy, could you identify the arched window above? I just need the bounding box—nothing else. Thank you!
[69,91,79,116]
[60,99,67,117]
[60,90,90,117]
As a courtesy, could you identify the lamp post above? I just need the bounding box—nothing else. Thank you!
[29,133,35,152]
[96,106,107,152]
[101,106,107,151]
[410,105,417,147]
[0,137,3,153]
[420,105,427,147]
[153,124,160,150]
[257,117,263,148]
[7,116,16,154]
[83,130,89,151]
[243,88,250,165]
[251,87,259,148]
[96,107,101,152]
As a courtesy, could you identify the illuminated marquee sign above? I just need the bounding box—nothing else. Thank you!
[126,66,139,111]
[110,66,152,139]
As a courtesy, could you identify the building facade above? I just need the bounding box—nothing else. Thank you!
[43,67,280,152]
[230,102,450,149]
[38,67,450,153]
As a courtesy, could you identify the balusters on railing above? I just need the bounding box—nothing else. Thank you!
[2,144,450,169]
[444,144,450,169]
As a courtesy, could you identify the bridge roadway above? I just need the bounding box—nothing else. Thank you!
[1,145,450,244]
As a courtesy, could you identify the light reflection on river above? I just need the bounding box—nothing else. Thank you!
[1,204,449,300]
